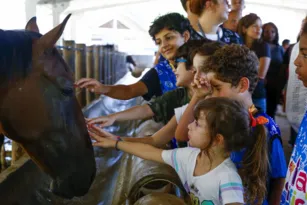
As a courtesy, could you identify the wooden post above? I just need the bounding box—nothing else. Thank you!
[62,40,75,72]
[75,44,86,107]
[94,46,102,99]
[11,141,24,165]
[86,46,94,105]
[0,144,6,171]
[99,46,104,85]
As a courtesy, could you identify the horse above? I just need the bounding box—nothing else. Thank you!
[0,14,96,199]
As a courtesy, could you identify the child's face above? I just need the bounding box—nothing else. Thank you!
[193,54,209,79]
[294,34,307,87]
[205,72,240,99]
[175,62,195,87]
[188,112,211,149]
[154,28,187,61]
[245,19,262,40]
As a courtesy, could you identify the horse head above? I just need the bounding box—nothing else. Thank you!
[0,14,96,198]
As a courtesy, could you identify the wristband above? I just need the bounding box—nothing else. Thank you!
[115,136,122,151]
[115,140,120,151]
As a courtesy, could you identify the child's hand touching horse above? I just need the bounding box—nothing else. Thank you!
[88,125,118,148]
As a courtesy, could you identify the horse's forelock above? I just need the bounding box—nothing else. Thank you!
[0,30,41,85]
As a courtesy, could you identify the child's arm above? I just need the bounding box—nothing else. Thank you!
[267,138,287,205]
[86,104,154,127]
[75,78,149,100]
[88,116,177,148]
[175,76,211,141]
[89,126,164,164]
[268,178,285,205]
[175,95,200,141]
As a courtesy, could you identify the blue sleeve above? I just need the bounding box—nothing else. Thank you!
[270,138,287,178]
[259,42,271,58]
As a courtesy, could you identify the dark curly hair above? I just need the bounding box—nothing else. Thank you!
[262,22,279,45]
[190,40,225,60]
[148,13,191,41]
[194,97,268,205]
[175,39,213,69]
[201,44,259,93]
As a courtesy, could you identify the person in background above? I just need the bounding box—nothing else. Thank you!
[189,0,242,44]
[284,16,307,147]
[231,0,245,11]
[180,0,199,32]
[281,20,307,205]
[222,10,242,32]
[75,13,191,101]
[237,13,271,112]
[262,22,284,119]
[282,39,290,52]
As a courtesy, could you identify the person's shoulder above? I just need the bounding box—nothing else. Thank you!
[218,159,242,181]
[221,27,240,38]
[256,40,269,49]
[175,147,200,160]
[220,27,242,44]
[255,111,281,137]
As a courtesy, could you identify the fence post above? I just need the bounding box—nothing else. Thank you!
[94,46,101,99]
[75,44,86,107]
[86,46,94,105]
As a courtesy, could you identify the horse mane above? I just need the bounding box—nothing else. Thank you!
[0,29,42,86]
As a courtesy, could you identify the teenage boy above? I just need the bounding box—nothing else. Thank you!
[75,13,191,101]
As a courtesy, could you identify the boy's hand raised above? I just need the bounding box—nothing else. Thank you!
[74,78,109,94]
[86,115,116,128]
[191,75,212,99]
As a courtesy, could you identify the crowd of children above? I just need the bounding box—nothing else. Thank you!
[75,0,307,204]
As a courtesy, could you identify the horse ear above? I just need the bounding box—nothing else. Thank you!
[25,17,40,33]
[37,14,71,49]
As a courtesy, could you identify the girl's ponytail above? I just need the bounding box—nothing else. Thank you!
[239,115,269,204]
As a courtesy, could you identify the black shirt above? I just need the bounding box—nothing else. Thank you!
[139,68,162,101]
[250,40,271,99]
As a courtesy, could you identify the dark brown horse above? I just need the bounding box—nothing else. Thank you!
[0,14,96,198]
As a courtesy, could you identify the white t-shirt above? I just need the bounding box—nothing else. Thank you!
[162,147,244,205]
[175,104,189,123]
[286,42,307,132]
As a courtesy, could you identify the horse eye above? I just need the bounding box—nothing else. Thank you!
[61,88,74,96]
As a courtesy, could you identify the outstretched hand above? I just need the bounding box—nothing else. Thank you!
[88,125,118,148]
[74,78,109,94]
[86,115,116,128]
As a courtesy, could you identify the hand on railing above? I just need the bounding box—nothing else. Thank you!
[74,78,109,94]
[85,115,116,128]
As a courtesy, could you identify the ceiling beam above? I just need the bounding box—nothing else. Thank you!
[62,0,160,14]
